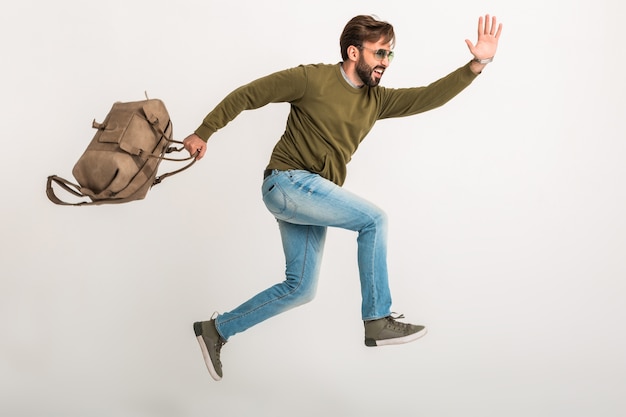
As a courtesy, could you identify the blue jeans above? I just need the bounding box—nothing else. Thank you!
[215,170,392,340]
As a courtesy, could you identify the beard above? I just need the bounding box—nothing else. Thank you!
[355,55,383,87]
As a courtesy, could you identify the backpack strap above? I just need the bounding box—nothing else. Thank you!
[46,175,96,206]
[153,150,199,185]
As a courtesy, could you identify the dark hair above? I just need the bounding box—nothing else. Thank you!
[340,15,395,61]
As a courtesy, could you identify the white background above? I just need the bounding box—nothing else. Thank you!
[2,0,625,416]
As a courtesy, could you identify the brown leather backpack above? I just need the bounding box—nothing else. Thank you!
[47,97,196,205]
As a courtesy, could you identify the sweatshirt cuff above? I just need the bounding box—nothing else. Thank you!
[194,124,215,142]
[463,61,480,78]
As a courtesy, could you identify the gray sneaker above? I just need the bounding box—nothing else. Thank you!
[364,314,427,347]
[193,318,226,381]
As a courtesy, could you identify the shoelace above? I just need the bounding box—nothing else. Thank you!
[384,313,411,331]
[210,311,226,365]
[213,339,225,365]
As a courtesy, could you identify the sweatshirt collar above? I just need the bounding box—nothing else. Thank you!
[339,62,363,89]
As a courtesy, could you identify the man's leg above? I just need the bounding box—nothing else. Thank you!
[216,221,327,340]
[194,220,326,381]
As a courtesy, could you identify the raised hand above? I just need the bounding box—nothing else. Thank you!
[465,14,502,61]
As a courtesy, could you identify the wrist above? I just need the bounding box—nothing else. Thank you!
[469,56,494,74]
[473,56,494,64]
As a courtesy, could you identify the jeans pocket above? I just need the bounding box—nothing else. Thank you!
[262,181,296,220]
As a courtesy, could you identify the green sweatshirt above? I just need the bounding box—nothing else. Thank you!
[195,62,478,186]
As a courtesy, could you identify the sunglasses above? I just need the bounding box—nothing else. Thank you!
[358,46,395,62]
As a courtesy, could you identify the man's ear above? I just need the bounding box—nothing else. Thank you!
[347,45,360,62]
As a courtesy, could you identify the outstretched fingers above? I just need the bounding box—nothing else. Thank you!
[479,14,502,39]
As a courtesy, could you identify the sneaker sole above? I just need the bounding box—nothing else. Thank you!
[194,323,222,381]
[365,326,428,347]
